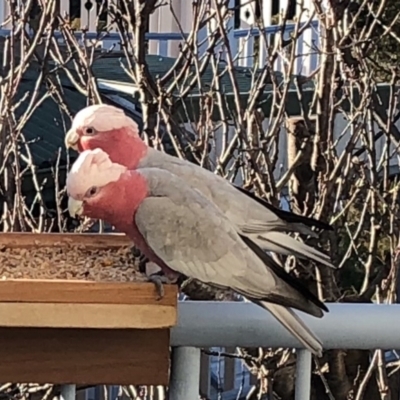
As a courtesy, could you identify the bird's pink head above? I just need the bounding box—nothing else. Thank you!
[66,148,130,223]
[65,104,147,169]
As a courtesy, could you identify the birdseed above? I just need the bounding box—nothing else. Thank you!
[0,243,145,282]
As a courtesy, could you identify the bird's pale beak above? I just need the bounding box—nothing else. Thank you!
[68,197,84,218]
[65,129,79,151]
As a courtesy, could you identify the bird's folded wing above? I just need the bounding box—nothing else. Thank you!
[134,195,278,295]
[233,185,333,231]
[239,219,282,234]
[134,193,327,318]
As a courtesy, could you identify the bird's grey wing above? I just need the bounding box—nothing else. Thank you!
[233,185,333,231]
[134,188,326,310]
[136,158,334,268]
[134,192,279,294]
[140,150,285,229]
[134,190,325,356]
[142,149,331,235]
[131,167,327,356]
[134,167,327,309]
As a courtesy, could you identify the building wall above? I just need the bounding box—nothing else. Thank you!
[183,112,400,188]
[0,1,319,73]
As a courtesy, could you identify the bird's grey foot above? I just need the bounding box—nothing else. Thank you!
[130,246,150,273]
[147,271,172,300]
[138,254,150,273]
[147,270,181,300]
[130,246,141,258]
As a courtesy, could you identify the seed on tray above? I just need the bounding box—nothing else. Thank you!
[0,245,146,282]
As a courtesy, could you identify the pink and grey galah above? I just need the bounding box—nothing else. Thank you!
[67,148,327,356]
[65,104,335,269]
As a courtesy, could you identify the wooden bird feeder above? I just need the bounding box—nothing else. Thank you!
[0,233,178,386]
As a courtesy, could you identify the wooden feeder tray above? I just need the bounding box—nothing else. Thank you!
[0,233,178,386]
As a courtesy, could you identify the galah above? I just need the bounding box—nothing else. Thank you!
[66,148,328,356]
[65,104,335,269]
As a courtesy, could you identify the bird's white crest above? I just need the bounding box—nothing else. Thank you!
[67,148,127,197]
[71,104,138,135]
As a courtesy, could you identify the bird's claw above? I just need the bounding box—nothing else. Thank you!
[130,246,142,258]
[130,246,150,274]
[131,246,179,301]
[147,272,180,301]
[139,257,150,274]
[148,272,167,300]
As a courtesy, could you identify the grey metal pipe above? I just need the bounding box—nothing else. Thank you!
[60,385,76,400]
[171,302,400,349]
[168,347,201,400]
[295,350,312,400]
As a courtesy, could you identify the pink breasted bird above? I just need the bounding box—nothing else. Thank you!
[66,149,328,356]
[65,104,335,269]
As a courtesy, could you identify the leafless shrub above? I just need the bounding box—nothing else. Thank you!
[2,0,400,399]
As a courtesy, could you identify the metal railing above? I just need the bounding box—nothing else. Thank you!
[0,0,321,74]
[57,301,400,400]
[0,19,320,75]
[232,19,320,73]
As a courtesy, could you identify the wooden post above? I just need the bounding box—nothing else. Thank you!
[286,117,317,216]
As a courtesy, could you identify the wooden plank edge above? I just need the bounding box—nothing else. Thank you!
[0,232,132,248]
[0,279,178,306]
[0,303,177,329]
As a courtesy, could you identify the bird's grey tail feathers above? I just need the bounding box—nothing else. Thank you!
[255,231,335,269]
[240,235,328,317]
[257,301,323,357]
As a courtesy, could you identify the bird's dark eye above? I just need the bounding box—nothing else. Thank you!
[86,186,99,197]
[84,127,96,135]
